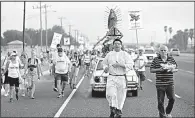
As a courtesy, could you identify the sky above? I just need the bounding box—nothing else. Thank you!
[1,2,194,44]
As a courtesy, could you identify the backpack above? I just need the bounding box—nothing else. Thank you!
[28,58,39,65]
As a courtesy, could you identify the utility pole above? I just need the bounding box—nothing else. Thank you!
[58,17,66,45]
[58,17,66,29]
[33,2,43,51]
[73,29,78,49]
[68,25,73,50]
[44,4,50,51]
[77,30,79,49]
[22,1,26,51]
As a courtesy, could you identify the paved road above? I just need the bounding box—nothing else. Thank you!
[1,54,194,117]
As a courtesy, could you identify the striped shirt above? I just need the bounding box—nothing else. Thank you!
[150,55,178,86]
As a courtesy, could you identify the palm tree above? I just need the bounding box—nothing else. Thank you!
[189,29,194,48]
[169,27,173,40]
[164,26,168,45]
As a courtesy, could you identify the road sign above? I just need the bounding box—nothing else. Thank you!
[128,10,143,30]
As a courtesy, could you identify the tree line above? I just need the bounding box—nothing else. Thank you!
[168,28,194,50]
[1,25,80,47]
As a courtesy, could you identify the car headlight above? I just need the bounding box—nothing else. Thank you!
[94,76,100,83]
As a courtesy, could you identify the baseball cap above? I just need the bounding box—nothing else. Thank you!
[11,52,17,56]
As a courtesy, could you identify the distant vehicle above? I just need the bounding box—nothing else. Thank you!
[90,57,139,97]
[170,48,180,56]
[144,48,157,67]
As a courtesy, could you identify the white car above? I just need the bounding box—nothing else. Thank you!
[90,57,139,97]
[90,58,108,97]
[170,48,180,56]
[144,48,157,67]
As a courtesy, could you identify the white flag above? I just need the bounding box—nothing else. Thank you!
[64,37,70,45]
[128,10,143,30]
[50,32,62,49]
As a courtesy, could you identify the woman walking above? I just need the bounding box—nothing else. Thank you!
[70,52,80,89]
[4,52,23,102]
[26,49,41,99]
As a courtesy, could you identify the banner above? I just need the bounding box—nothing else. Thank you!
[78,36,84,44]
[128,10,143,30]
[50,32,62,49]
[64,37,70,45]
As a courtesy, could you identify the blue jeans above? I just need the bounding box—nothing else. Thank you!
[156,85,175,118]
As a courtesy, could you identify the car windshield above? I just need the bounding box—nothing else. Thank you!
[145,50,155,54]
[96,60,104,70]
[172,49,178,51]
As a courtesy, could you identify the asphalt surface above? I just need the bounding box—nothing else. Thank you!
[1,54,194,117]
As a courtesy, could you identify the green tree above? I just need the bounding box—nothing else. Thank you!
[3,30,31,45]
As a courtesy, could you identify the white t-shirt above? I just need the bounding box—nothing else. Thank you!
[54,54,71,74]
[134,55,148,71]
[8,61,20,78]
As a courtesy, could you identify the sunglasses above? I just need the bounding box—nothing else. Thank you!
[160,50,167,52]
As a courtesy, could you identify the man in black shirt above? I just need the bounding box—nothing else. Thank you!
[150,45,178,118]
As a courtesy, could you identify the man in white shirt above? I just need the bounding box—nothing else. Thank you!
[53,48,71,98]
[102,39,134,118]
[134,47,148,90]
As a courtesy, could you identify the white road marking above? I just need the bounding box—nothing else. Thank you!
[175,94,181,98]
[54,75,85,118]
[147,79,153,82]
[179,69,194,75]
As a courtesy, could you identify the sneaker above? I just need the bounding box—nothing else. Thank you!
[53,88,58,92]
[21,93,25,97]
[109,107,116,118]
[140,86,143,90]
[61,92,64,97]
[73,84,76,89]
[4,93,9,97]
[9,98,13,103]
[115,109,122,118]
[166,114,172,118]
[57,94,62,98]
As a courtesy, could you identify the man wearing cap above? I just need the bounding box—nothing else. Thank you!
[52,48,71,98]
[102,39,134,118]
[134,47,148,90]
[150,45,178,118]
